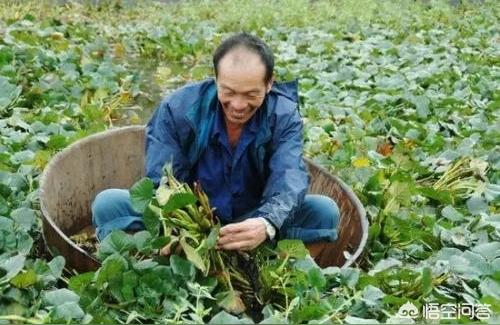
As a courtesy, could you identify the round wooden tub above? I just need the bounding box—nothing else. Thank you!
[39,126,368,273]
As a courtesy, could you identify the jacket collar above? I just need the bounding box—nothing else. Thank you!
[271,79,299,103]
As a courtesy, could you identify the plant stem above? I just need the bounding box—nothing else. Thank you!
[319,291,362,324]
[0,315,43,324]
[229,268,251,287]
[277,254,289,273]
[215,251,233,291]
[162,218,169,237]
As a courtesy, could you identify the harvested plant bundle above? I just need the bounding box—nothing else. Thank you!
[131,167,266,314]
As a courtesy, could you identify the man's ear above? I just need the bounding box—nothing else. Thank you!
[266,76,275,93]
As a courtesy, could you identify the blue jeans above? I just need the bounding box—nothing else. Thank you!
[92,189,340,243]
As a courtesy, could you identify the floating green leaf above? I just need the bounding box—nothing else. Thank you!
[209,311,252,324]
[10,269,37,288]
[0,254,26,281]
[0,76,21,111]
[10,207,36,231]
[44,288,80,306]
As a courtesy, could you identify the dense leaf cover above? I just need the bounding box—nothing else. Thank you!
[0,0,498,323]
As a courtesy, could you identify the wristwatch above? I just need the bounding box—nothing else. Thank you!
[258,217,276,240]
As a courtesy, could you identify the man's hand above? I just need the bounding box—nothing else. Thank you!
[217,218,267,251]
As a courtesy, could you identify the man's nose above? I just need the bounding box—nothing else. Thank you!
[231,96,247,110]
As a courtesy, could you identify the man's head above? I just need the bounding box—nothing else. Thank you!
[213,33,274,128]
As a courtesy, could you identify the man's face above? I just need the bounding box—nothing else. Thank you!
[216,49,272,128]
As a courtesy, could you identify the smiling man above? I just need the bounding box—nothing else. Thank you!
[92,33,340,251]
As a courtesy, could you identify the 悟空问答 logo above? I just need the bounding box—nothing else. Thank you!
[397,301,419,319]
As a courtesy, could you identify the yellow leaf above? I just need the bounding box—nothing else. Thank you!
[352,157,370,168]
[113,42,125,58]
[32,150,52,171]
[128,112,142,125]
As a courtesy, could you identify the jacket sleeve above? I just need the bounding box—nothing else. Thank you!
[145,100,190,186]
[248,107,309,230]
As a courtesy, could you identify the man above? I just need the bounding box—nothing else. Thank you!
[92,33,339,252]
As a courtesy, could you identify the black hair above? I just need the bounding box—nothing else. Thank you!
[213,32,274,83]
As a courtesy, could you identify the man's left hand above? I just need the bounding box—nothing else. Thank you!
[217,218,267,251]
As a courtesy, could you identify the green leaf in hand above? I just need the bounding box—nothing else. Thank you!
[205,224,220,249]
[162,192,197,213]
[180,236,207,274]
[156,185,173,206]
[129,177,154,213]
[143,203,162,236]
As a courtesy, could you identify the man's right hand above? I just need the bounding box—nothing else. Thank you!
[217,218,268,251]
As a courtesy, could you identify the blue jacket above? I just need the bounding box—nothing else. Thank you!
[145,78,309,230]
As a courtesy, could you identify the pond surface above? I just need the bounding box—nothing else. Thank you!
[118,58,199,125]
